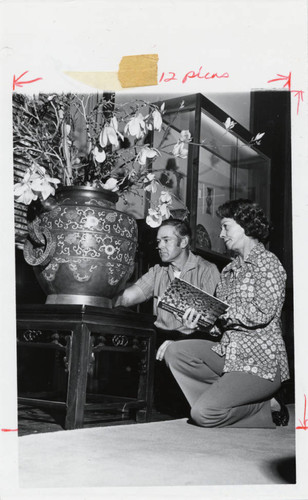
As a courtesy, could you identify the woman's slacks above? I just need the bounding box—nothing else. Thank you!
[164,339,281,428]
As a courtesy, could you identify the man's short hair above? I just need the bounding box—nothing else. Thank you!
[159,219,192,244]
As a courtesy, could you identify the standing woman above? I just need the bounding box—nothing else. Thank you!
[161,199,290,428]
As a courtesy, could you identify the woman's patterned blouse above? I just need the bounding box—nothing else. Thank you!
[211,243,290,382]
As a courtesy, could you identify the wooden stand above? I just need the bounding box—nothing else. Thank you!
[17,304,156,430]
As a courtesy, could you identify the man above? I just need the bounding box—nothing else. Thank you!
[114,219,220,414]
[115,219,220,345]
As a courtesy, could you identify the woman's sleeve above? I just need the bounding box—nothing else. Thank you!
[219,256,286,329]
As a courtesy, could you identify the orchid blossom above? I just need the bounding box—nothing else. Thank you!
[136,146,160,166]
[143,172,159,193]
[93,146,106,163]
[152,109,163,131]
[157,191,173,218]
[179,130,191,142]
[172,141,189,159]
[99,116,123,149]
[158,201,171,219]
[14,169,38,205]
[14,165,60,203]
[251,132,265,145]
[224,117,236,131]
[159,191,172,205]
[29,166,61,200]
[172,129,191,159]
[101,177,119,192]
[30,176,60,200]
[146,190,173,226]
[146,208,163,228]
[124,113,146,139]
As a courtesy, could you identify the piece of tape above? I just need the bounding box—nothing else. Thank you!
[64,71,122,90]
[118,54,159,88]
[65,53,158,90]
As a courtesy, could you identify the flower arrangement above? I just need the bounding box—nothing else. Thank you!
[13,93,192,228]
[13,93,265,229]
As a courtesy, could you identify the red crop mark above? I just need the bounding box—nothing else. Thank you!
[267,72,304,114]
[13,71,43,91]
[267,72,292,90]
[1,428,18,432]
[296,394,308,430]
[291,90,304,115]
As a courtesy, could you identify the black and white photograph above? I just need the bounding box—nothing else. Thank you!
[0,1,307,500]
[12,86,296,487]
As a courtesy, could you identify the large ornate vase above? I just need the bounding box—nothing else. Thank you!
[23,186,138,307]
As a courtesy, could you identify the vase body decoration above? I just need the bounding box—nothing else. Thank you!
[23,186,138,307]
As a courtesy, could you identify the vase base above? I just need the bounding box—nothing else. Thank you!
[45,294,112,308]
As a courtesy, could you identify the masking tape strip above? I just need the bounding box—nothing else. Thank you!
[65,54,158,90]
[64,71,122,90]
[118,54,159,88]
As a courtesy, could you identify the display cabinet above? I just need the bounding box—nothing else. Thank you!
[150,93,271,266]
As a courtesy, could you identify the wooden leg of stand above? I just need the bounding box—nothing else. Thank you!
[136,335,155,423]
[65,323,91,430]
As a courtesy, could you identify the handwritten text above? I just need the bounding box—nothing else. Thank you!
[159,67,230,85]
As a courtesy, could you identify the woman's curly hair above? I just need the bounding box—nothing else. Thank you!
[216,199,272,243]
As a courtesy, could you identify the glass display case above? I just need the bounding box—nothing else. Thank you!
[151,93,271,263]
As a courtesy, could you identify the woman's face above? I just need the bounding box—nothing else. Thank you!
[220,217,246,253]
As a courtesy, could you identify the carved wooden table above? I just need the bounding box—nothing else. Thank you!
[17,304,156,430]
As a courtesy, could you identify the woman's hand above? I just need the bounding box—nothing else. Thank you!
[182,307,201,330]
[156,340,174,361]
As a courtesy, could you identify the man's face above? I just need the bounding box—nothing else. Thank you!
[156,225,185,263]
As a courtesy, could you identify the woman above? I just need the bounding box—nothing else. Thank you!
[160,199,290,428]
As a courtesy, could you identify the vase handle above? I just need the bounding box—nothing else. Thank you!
[23,221,56,267]
[27,218,46,245]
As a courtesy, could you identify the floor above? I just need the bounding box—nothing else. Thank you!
[17,403,178,436]
[17,395,296,488]
[18,405,296,488]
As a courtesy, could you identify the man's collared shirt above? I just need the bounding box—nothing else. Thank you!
[134,251,220,334]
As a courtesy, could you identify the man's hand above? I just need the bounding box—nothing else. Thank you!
[182,307,201,330]
[156,340,174,361]
[113,284,145,308]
